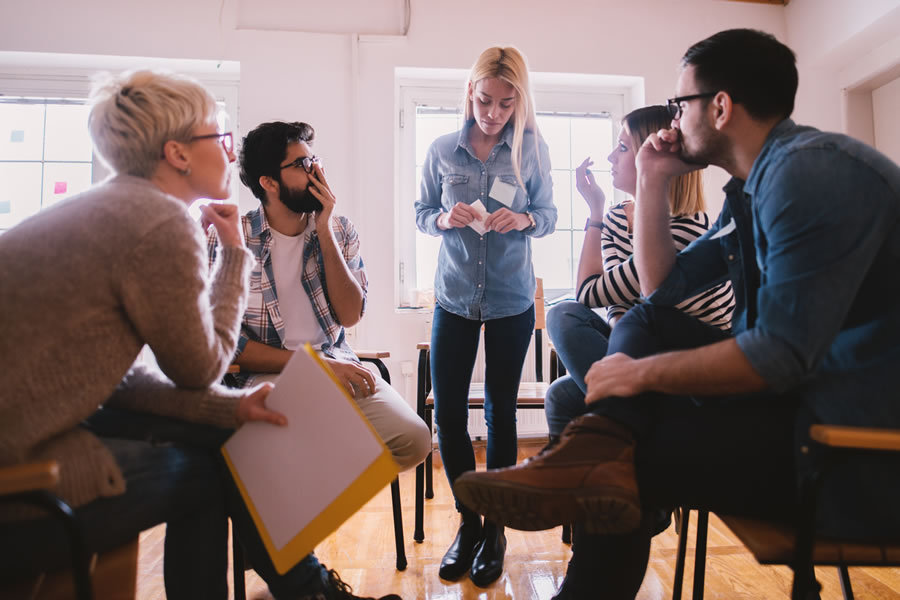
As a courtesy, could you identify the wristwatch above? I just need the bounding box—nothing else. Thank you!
[525,212,537,231]
[584,217,604,231]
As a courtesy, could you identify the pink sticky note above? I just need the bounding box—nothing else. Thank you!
[54,181,68,194]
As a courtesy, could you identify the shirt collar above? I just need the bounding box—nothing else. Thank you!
[249,205,271,240]
[456,118,514,154]
[744,118,796,198]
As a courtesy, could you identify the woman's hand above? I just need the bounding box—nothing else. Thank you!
[575,157,606,218]
[324,357,377,398]
[484,207,531,233]
[200,202,244,248]
[235,382,287,426]
[437,202,479,230]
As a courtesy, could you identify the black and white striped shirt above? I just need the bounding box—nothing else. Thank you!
[577,201,735,330]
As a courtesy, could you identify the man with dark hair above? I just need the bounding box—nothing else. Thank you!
[208,121,430,600]
[454,29,900,598]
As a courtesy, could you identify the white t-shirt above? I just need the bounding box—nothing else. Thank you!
[268,221,328,351]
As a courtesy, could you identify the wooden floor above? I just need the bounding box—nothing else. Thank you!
[136,440,900,599]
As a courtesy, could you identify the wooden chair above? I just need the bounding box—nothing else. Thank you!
[227,350,407,600]
[0,460,139,600]
[673,424,900,600]
[413,278,557,543]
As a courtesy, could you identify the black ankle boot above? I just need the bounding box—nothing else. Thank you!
[438,511,482,580]
[469,520,506,587]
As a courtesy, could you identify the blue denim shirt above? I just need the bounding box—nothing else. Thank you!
[650,119,900,428]
[415,119,556,321]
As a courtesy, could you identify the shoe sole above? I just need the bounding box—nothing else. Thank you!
[453,477,640,535]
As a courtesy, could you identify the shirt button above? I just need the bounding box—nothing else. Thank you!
[480,236,484,241]
[728,254,735,261]
[478,284,482,288]
[478,261,482,265]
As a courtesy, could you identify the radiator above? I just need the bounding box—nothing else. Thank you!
[465,330,549,439]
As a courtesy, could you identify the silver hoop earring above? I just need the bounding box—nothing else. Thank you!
[180,166,192,177]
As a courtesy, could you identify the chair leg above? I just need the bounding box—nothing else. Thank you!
[672,508,690,600]
[390,478,407,571]
[692,510,709,600]
[561,523,572,545]
[425,408,434,500]
[838,565,853,600]
[232,520,246,600]
[414,461,425,543]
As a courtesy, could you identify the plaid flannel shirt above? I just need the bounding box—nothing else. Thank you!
[207,206,367,387]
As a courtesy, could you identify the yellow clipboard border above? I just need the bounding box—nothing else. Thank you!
[221,344,399,574]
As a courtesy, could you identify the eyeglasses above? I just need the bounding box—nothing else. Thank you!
[280,155,321,174]
[190,131,234,153]
[666,92,717,120]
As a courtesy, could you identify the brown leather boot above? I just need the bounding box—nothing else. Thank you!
[453,414,640,535]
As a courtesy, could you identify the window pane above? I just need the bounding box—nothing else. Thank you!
[536,115,570,171]
[0,103,45,161]
[571,119,614,173]
[415,111,460,165]
[533,231,573,290]
[551,168,573,230]
[42,162,93,208]
[44,104,92,162]
[0,163,42,229]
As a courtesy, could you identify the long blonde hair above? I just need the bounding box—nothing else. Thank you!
[463,46,539,189]
[622,106,705,217]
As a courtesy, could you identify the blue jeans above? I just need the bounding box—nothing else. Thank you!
[544,301,612,436]
[431,303,535,512]
[0,409,334,600]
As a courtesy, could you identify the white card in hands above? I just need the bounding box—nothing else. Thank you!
[467,200,489,235]
[489,177,518,208]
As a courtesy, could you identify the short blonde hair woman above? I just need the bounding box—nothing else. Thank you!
[0,70,400,600]
[415,45,556,587]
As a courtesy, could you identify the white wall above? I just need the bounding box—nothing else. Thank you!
[11,0,885,404]
[873,76,900,165]
[785,0,900,131]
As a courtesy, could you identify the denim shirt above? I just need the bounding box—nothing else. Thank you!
[650,119,900,428]
[415,119,556,321]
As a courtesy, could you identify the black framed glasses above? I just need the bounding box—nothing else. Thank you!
[280,155,321,174]
[666,92,717,120]
[190,131,234,153]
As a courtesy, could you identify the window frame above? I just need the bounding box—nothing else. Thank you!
[0,55,240,231]
[395,68,642,309]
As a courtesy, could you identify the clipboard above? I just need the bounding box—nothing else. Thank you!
[221,344,398,574]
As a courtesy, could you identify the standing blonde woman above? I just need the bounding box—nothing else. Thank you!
[415,45,556,587]
[0,70,399,600]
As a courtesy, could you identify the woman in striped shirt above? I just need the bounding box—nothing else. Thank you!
[544,105,734,441]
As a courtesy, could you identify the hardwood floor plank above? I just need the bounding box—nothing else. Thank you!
[135,441,900,599]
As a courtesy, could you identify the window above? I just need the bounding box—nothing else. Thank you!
[396,71,638,308]
[0,53,240,232]
[0,98,94,232]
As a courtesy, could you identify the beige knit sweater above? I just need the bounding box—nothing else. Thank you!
[0,174,254,511]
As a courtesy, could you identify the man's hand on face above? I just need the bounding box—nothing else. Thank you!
[323,357,377,398]
[635,128,704,183]
[307,163,337,229]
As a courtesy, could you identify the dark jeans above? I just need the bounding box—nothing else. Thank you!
[569,304,799,598]
[544,301,613,436]
[431,303,535,512]
[0,409,332,600]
